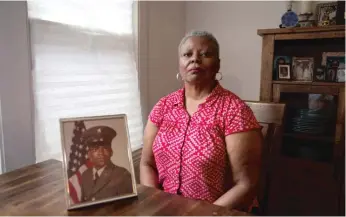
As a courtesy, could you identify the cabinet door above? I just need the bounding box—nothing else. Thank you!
[267,157,339,215]
[269,84,341,215]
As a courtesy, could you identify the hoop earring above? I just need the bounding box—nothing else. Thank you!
[176,73,182,80]
[215,72,223,81]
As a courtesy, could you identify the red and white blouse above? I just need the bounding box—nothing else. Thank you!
[149,82,261,203]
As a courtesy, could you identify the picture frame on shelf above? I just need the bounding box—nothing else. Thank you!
[292,57,314,81]
[316,2,338,27]
[314,67,326,81]
[273,56,291,80]
[59,114,138,210]
[336,68,345,82]
[321,52,344,66]
[278,64,291,80]
[326,67,337,82]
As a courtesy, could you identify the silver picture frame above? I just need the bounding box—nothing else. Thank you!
[59,114,138,210]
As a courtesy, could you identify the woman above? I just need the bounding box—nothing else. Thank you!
[140,30,262,211]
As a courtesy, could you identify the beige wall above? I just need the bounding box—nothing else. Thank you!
[186,1,286,101]
[140,1,287,111]
[142,1,327,104]
[139,1,186,120]
[0,1,35,172]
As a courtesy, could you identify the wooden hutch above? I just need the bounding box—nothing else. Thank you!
[257,25,345,215]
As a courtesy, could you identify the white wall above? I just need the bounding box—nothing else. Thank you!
[0,1,35,172]
[145,1,186,115]
[186,1,286,100]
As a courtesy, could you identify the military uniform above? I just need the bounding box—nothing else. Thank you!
[80,126,134,202]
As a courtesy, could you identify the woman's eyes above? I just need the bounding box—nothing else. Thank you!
[183,52,211,57]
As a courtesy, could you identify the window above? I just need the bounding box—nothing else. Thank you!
[27,0,143,162]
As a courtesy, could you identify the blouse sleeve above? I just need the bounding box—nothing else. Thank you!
[148,97,166,128]
[224,103,261,136]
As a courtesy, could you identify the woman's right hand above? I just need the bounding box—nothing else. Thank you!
[139,120,160,189]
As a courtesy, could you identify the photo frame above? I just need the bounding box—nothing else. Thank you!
[316,2,338,27]
[60,114,138,210]
[326,67,337,82]
[336,68,345,82]
[273,56,291,79]
[314,67,326,81]
[278,64,291,80]
[321,52,344,66]
[292,57,314,81]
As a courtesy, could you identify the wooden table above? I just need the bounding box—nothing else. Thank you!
[0,159,250,216]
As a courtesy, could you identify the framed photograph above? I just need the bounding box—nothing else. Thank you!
[321,52,344,66]
[292,57,314,81]
[316,2,338,26]
[273,56,291,79]
[336,68,345,82]
[60,114,138,210]
[326,67,337,82]
[278,64,291,80]
[314,67,326,81]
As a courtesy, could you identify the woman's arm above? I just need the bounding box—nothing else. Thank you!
[213,129,262,210]
[139,120,160,189]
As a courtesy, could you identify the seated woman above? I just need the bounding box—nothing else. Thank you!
[140,30,262,212]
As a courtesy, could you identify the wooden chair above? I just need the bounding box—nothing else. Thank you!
[245,101,286,215]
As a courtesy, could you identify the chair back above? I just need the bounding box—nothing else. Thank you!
[245,100,286,215]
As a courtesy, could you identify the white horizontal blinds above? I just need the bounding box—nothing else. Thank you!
[28,0,143,162]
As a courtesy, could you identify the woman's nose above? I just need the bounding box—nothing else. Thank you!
[190,53,201,63]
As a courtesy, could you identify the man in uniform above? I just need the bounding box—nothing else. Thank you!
[80,125,134,202]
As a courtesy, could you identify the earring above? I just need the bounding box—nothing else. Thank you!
[176,73,182,80]
[215,72,223,81]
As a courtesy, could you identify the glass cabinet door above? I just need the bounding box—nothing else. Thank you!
[273,84,344,163]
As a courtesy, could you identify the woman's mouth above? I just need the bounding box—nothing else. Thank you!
[188,68,203,73]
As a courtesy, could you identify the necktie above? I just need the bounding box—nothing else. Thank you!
[94,172,99,184]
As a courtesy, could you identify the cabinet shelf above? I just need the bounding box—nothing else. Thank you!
[272,80,345,87]
[283,133,335,143]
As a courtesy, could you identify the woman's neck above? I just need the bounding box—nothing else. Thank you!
[184,80,217,101]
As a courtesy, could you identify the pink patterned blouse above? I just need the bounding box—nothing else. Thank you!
[149,82,261,203]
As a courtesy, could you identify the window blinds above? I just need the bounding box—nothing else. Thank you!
[27,0,143,162]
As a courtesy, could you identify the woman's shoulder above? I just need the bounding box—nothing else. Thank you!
[218,86,249,109]
[154,88,183,107]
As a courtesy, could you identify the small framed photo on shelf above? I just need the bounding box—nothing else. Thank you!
[314,67,326,81]
[292,57,314,81]
[326,67,337,82]
[60,114,138,210]
[278,64,291,80]
[273,56,291,79]
[316,2,338,27]
[321,52,344,66]
[336,68,345,82]
[321,52,345,82]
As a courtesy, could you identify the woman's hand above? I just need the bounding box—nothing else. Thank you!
[139,120,160,189]
[213,129,262,211]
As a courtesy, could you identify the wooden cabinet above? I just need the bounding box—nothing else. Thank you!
[257,25,345,215]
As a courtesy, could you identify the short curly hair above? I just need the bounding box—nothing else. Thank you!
[178,30,220,58]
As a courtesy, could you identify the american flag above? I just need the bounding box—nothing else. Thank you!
[67,121,92,204]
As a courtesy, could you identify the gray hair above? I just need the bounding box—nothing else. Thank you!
[178,30,220,58]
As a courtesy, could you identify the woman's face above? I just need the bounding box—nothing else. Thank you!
[179,36,220,84]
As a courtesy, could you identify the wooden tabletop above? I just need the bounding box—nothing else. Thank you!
[0,159,251,216]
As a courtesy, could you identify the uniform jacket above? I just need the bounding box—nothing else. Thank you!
[81,162,133,202]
